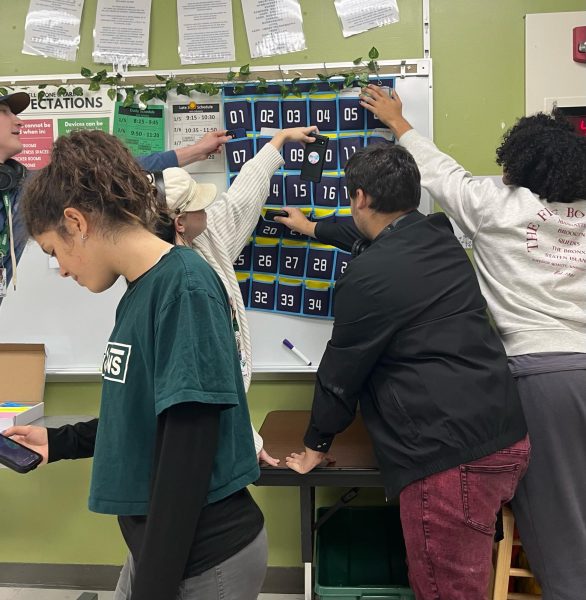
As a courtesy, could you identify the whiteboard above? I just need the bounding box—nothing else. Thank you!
[0,62,433,376]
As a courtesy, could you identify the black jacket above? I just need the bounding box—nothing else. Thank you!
[306,211,527,498]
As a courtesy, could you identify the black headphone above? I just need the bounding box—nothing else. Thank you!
[146,170,166,203]
[351,237,371,257]
[351,211,416,258]
[0,159,27,193]
[145,170,177,245]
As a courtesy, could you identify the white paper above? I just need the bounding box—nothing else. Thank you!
[177,0,235,65]
[171,97,224,174]
[93,0,152,68]
[334,0,399,38]
[22,0,85,61]
[241,0,306,58]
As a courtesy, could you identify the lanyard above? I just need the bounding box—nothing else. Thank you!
[0,192,11,258]
[1,191,17,291]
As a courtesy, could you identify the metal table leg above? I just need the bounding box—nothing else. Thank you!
[300,485,316,600]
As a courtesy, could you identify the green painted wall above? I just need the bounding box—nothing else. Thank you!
[0,0,583,569]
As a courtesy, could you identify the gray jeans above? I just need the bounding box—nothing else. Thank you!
[114,527,268,600]
[509,353,586,600]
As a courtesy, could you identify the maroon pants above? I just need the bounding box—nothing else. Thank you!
[399,435,530,600]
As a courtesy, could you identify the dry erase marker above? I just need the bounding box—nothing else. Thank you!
[283,339,312,366]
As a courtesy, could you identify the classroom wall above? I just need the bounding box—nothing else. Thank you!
[1,0,584,570]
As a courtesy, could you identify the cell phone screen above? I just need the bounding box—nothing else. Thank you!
[0,433,42,472]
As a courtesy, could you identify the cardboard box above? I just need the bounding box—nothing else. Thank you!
[0,344,45,432]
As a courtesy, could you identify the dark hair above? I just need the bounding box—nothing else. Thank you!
[496,111,586,203]
[21,129,161,238]
[345,144,420,212]
[153,206,176,244]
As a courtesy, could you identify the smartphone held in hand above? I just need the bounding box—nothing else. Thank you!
[0,433,42,473]
[300,133,329,183]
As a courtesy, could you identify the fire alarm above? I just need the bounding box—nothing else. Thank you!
[574,26,586,63]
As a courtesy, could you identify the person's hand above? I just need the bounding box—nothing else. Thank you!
[285,447,335,474]
[175,130,232,166]
[194,130,232,157]
[359,85,412,138]
[2,425,49,465]
[274,207,317,238]
[271,126,318,150]
[258,447,280,467]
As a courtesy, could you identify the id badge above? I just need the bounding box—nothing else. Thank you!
[0,267,7,298]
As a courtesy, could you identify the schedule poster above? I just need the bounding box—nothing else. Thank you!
[114,102,166,156]
[13,86,114,170]
[170,99,224,173]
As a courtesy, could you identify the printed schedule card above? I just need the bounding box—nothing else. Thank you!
[171,100,224,173]
[114,103,165,156]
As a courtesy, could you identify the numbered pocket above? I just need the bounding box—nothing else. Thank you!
[283,141,306,170]
[339,97,365,131]
[339,175,351,206]
[306,245,335,280]
[285,175,311,206]
[233,241,252,271]
[252,239,279,274]
[310,99,338,131]
[334,250,351,280]
[281,100,308,128]
[279,243,308,277]
[224,100,252,131]
[303,281,332,318]
[339,136,364,168]
[256,217,284,239]
[314,177,340,208]
[226,138,254,172]
[266,174,285,206]
[236,273,251,307]
[323,139,338,171]
[250,276,276,311]
[254,99,280,129]
[276,278,303,314]
[255,136,273,155]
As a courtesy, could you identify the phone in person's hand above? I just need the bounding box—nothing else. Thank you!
[0,433,43,473]
[300,133,329,183]
[225,128,247,139]
[264,209,289,222]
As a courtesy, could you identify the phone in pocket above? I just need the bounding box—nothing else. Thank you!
[0,433,43,473]
[300,133,329,183]
[264,209,288,222]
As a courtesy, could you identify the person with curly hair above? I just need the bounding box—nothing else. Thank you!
[354,85,585,600]
[4,129,268,600]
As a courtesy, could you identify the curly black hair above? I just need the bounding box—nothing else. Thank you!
[495,111,586,203]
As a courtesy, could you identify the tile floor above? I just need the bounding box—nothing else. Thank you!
[0,590,302,600]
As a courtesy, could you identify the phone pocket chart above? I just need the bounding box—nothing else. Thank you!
[228,77,395,319]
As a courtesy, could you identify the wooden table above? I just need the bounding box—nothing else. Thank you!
[256,410,383,600]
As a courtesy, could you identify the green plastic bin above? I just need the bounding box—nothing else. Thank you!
[315,506,415,600]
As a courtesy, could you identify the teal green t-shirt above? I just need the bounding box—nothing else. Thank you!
[89,246,259,515]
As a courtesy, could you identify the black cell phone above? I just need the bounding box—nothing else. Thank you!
[0,433,43,473]
[300,133,329,183]
[226,128,247,139]
[264,209,288,221]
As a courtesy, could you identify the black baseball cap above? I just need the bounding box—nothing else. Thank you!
[0,92,31,115]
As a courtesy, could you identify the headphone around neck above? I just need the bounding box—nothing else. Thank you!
[0,159,27,193]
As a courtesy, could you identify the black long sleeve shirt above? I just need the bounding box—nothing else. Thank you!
[47,403,262,600]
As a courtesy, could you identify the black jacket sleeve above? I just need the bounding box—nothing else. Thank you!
[47,418,98,462]
[130,401,220,600]
[304,264,398,452]
[314,219,361,253]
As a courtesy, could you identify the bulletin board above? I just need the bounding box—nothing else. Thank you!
[0,59,433,377]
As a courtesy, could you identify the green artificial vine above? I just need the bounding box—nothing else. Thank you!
[2,47,381,110]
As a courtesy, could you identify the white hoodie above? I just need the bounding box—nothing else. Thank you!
[400,129,586,356]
